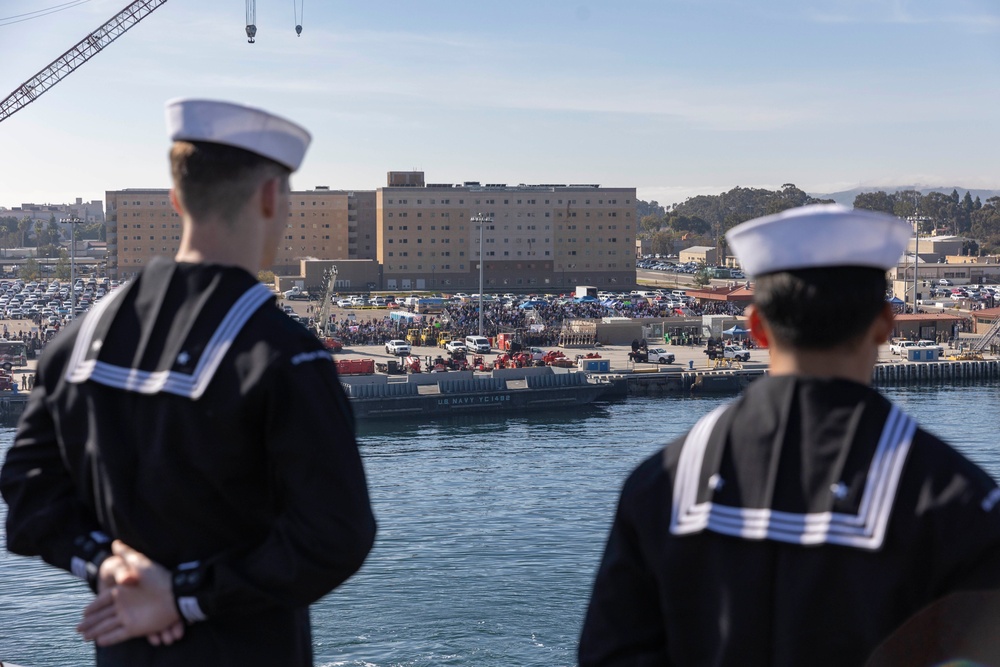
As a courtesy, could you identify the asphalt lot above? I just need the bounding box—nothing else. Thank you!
[10,297,982,382]
[279,300,988,371]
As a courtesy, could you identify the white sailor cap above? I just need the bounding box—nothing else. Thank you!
[725,203,912,277]
[165,98,311,171]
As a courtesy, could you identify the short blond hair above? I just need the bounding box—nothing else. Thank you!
[170,141,289,224]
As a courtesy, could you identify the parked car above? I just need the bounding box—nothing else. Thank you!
[889,340,917,355]
[336,298,354,308]
[916,340,945,354]
[444,340,468,355]
[465,335,491,353]
[722,345,750,362]
[526,347,546,362]
[385,339,412,356]
[647,347,676,364]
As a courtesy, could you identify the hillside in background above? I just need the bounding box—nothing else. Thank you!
[813,186,1000,206]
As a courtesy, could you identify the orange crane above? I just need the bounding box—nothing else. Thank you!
[0,0,170,124]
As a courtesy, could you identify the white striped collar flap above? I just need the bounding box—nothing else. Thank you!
[64,282,274,400]
[669,403,916,551]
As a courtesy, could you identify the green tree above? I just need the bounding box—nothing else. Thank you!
[853,191,896,215]
[639,214,665,235]
[77,222,105,241]
[38,244,60,258]
[971,197,1000,253]
[922,192,963,234]
[257,270,276,286]
[963,191,975,214]
[892,190,922,220]
[33,220,43,255]
[636,199,667,219]
[668,214,710,235]
[18,216,31,248]
[55,249,70,281]
[649,231,676,257]
[693,261,711,287]
[46,219,60,246]
[19,258,40,281]
[672,184,831,235]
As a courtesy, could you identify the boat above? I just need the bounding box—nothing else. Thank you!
[340,365,610,420]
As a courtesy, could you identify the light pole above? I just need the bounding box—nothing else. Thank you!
[319,264,337,337]
[471,212,492,336]
[912,213,920,315]
[59,215,82,319]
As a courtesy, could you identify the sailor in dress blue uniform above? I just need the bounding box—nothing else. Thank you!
[1,99,376,665]
[579,205,1000,666]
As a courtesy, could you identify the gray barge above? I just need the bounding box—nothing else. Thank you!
[341,366,610,420]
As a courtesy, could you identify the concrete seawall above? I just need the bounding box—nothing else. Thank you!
[871,359,1000,386]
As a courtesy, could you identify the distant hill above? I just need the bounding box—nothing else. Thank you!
[813,185,1000,206]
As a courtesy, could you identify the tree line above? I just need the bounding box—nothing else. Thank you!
[853,189,1000,254]
[0,215,104,259]
[636,186,1000,258]
[636,184,832,258]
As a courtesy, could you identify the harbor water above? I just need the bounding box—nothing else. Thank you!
[3,384,1000,666]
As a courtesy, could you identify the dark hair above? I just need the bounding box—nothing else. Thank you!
[170,141,289,224]
[753,266,888,350]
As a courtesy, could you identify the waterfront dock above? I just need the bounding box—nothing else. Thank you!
[336,340,1000,400]
[0,336,996,428]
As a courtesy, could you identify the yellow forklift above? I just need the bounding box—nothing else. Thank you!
[421,327,441,347]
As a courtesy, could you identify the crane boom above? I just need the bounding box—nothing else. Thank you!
[0,0,170,124]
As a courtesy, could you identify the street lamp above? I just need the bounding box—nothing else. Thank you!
[318,264,337,336]
[59,215,83,319]
[471,212,492,336]
[912,218,920,315]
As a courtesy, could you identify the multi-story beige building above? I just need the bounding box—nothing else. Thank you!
[106,189,177,279]
[376,172,636,292]
[106,173,638,290]
[106,187,372,280]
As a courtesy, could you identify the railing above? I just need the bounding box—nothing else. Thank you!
[971,315,1000,353]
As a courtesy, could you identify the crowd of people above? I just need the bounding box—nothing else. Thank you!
[322,296,747,348]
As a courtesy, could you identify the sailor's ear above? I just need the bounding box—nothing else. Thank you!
[259,177,278,219]
[169,189,183,216]
[746,304,769,348]
[872,302,895,345]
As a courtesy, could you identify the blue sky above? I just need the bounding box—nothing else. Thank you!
[1,0,999,210]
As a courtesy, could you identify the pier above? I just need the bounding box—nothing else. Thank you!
[0,393,29,425]
[0,347,998,429]
[871,359,1000,386]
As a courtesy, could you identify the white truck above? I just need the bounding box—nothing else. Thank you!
[889,340,917,355]
[916,340,945,354]
[283,285,310,301]
[722,345,750,362]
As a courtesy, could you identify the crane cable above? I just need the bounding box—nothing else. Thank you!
[0,0,93,28]
[293,0,303,36]
[245,0,256,43]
